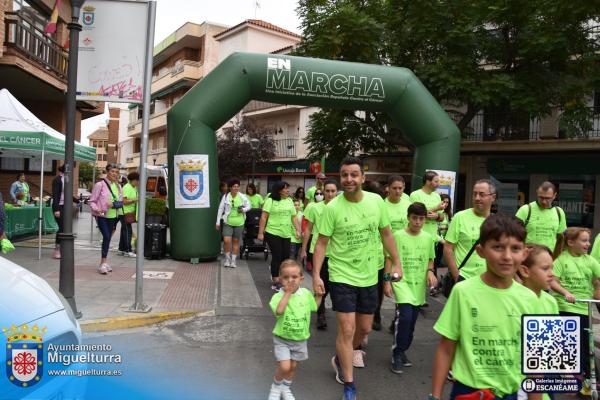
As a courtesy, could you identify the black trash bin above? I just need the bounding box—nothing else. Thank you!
[144,223,167,259]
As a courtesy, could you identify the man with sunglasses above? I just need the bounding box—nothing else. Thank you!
[305,172,326,208]
[516,181,566,253]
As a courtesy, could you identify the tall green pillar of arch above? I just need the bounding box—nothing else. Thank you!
[167,52,459,261]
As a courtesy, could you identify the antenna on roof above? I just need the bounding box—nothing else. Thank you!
[254,0,260,18]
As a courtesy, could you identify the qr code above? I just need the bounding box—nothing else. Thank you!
[522,315,580,374]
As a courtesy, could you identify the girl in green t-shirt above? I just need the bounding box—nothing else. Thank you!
[518,244,558,313]
[550,227,600,385]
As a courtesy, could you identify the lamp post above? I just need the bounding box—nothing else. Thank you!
[250,138,259,185]
[59,0,85,319]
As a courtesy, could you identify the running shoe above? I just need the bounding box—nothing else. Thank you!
[230,261,237,268]
[399,351,412,367]
[268,383,282,400]
[390,357,403,374]
[331,355,344,384]
[52,248,61,259]
[223,257,231,268]
[352,350,366,368]
[105,264,113,272]
[281,386,295,400]
[342,384,357,400]
[126,252,137,258]
[98,264,109,275]
[316,313,327,330]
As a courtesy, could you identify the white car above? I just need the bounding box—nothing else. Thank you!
[0,256,86,399]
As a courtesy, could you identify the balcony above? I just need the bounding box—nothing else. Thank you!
[128,110,167,138]
[243,100,281,113]
[151,60,203,94]
[461,109,600,142]
[4,12,68,79]
[274,138,298,158]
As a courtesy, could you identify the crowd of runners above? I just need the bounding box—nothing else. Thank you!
[216,156,600,400]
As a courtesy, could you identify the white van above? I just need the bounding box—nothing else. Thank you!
[146,165,168,199]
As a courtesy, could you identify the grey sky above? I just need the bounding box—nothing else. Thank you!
[82,0,301,142]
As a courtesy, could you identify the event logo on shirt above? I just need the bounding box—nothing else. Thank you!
[4,324,46,388]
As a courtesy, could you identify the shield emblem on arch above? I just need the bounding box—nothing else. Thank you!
[82,12,94,26]
[6,342,43,387]
[180,170,203,200]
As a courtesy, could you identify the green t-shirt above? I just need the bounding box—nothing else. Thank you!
[590,233,600,264]
[538,290,559,314]
[385,194,412,233]
[515,202,567,250]
[306,201,326,254]
[247,193,263,209]
[263,197,295,238]
[290,210,302,244]
[270,288,317,341]
[319,191,390,287]
[105,182,122,219]
[445,209,487,280]
[392,229,435,306]
[434,277,540,397]
[552,252,600,315]
[306,186,317,203]
[409,189,442,237]
[122,183,138,215]
[226,194,245,227]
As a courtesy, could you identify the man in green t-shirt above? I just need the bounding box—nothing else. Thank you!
[312,156,402,400]
[445,179,496,281]
[383,202,436,374]
[385,175,412,233]
[409,171,444,238]
[304,172,326,207]
[430,214,541,400]
[515,181,566,253]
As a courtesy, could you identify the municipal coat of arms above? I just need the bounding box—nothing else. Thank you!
[3,324,46,388]
[179,159,206,201]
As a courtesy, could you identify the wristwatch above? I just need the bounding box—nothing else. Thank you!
[383,273,391,282]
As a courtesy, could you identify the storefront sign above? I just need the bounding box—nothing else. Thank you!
[558,183,584,225]
[430,169,457,213]
[174,154,209,209]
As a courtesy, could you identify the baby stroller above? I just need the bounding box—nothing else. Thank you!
[241,208,269,260]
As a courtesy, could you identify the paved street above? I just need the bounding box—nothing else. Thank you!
[83,254,449,400]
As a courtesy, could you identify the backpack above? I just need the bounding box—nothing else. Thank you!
[524,202,562,227]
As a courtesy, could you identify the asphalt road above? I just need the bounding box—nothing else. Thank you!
[83,256,451,400]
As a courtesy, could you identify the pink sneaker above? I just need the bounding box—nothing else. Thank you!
[352,349,366,368]
[98,264,109,274]
[52,248,61,259]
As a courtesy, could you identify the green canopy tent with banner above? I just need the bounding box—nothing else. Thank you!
[0,88,96,259]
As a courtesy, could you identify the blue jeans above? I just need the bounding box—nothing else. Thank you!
[392,303,420,357]
[96,217,117,258]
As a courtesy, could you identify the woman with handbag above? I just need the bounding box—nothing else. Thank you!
[118,172,139,257]
[89,164,124,274]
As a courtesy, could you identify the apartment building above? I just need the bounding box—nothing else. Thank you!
[122,21,229,171]
[0,0,102,195]
[88,127,108,170]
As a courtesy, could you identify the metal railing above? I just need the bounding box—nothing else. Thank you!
[274,138,298,158]
[4,12,68,78]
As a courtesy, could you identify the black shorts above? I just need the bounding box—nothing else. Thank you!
[330,282,378,314]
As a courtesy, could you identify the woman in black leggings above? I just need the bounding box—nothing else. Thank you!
[258,181,301,291]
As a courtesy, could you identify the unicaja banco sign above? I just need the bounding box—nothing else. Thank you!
[265,58,385,103]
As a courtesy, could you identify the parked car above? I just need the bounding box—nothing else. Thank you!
[0,256,86,398]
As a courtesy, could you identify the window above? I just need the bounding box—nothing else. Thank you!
[28,158,53,172]
[1,158,25,171]
[551,175,596,228]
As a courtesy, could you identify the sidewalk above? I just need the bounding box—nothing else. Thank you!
[4,211,219,329]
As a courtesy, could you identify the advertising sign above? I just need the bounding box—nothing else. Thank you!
[558,183,584,225]
[429,169,457,213]
[174,154,210,209]
[76,0,148,103]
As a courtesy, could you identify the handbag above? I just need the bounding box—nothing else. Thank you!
[441,239,480,298]
[124,212,136,224]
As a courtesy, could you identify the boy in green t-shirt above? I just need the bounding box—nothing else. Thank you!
[430,214,542,400]
[383,202,437,374]
[268,260,321,400]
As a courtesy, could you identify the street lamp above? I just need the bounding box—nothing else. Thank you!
[59,0,85,319]
[249,138,259,185]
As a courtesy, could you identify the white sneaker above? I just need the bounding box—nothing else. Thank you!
[268,383,282,400]
[126,252,137,258]
[352,349,366,368]
[281,386,295,400]
[223,256,231,268]
[98,264,109,274]
[230,260,237,268]
[105,263,113,272]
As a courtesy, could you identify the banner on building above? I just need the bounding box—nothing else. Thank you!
[76,0,148,103]
[174,155,210,209]
[429,169,457,213]
[558,183,584,225]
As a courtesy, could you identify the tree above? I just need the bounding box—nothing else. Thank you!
[295,0,600,155]
[216,118,276,182]
[78,162,101,189]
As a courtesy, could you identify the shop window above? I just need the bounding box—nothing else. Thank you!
[28,158,53,172]
[551,176,595,228]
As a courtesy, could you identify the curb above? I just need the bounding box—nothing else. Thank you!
[80,309,214,333]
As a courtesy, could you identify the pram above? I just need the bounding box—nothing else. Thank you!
[241,208,269,260]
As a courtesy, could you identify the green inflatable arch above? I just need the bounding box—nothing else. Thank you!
[167,52,459,261]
